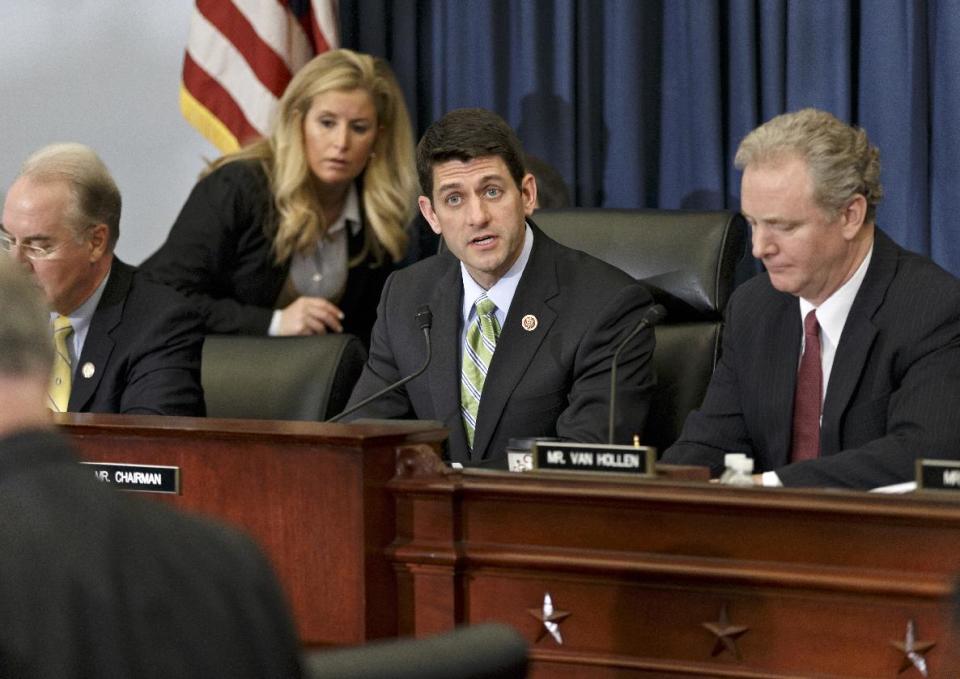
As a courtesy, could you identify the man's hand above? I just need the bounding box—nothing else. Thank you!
[278,296,344,336]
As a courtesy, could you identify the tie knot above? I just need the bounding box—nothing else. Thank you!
[53,315,73,333]
[803,310,819,337]
[475,296,497,318]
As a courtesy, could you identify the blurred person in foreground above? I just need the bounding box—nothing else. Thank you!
[143,48,418,347]
[0,255,300,678]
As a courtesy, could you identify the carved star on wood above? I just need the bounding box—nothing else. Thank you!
[527,592,570,644]
[891,619,936,676]
[702,604,750,660]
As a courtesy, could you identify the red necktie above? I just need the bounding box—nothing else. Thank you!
[790,310,821,462]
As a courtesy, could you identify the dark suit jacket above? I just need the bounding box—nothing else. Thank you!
[70,259,204,416]
[663,229,960,489]
[0,428,301,679]
[141,160,391,346]
[343,222,656,467]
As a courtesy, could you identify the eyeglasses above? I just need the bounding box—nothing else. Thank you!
[0,231,69,260]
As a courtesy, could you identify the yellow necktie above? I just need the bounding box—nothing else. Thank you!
[49,315,73,412]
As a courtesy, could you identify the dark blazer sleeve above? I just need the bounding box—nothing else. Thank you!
[75,262,206,417]
[141,162,281,335]
[116,281,206,416]
[193,524,304,679]
[556,280,655,445]
[124,503,304,678]
[661,289,760,477]
[342,271,416,420]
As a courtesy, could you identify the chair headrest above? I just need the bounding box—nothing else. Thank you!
[302,623,527,679]
[201,334,366,420]
[533,209,747,321]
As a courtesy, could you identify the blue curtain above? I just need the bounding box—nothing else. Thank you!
[341,0,960,275]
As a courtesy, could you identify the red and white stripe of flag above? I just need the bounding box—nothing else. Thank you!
[181,0,339,153]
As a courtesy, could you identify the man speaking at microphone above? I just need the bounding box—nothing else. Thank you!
[342,108,655,468]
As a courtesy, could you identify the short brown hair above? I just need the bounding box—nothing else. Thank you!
[416,108,526,199]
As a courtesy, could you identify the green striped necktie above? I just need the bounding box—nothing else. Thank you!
[461,294,500,450]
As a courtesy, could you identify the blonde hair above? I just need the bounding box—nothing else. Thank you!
[735,108,883,223]
[20,142,122,248]
[211,49,416,265]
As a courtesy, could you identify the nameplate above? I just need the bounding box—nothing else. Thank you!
[916,459,960,492]
[532,441,656,476]
[81,462,180,494]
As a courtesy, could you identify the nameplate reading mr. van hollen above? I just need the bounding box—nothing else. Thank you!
[80,462,180,494]
[532,441,656,476]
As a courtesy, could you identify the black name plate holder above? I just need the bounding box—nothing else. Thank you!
[80,462,181,494]
[532,441,657,476]
[916,459,960,492]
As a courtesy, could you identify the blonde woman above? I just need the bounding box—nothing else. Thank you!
[144,49,417,346]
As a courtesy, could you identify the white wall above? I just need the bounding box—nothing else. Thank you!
[0,1,218,264]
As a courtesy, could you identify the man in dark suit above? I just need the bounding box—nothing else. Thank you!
[663,108,960,489]
[343,108,655,467]
[0,256,301,678]
[1,143,204,415]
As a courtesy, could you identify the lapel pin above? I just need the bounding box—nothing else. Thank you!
[82,362,96,379]
[521,314,538,332]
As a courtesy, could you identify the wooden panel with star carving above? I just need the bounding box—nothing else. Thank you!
[389,467,960,677]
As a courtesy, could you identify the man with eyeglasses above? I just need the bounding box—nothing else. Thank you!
[1,143,204,415]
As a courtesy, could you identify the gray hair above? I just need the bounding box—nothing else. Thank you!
[734,108,883,223]
[0,257,53,377]
[20,143,121,247]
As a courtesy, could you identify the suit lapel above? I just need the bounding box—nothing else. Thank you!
[471,232,559,460]
[69,260,131,412]
[427,257,470,461]
[820,232,893,454]
[762,295,802,469]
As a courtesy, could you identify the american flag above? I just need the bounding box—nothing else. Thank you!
[180,0,339,153]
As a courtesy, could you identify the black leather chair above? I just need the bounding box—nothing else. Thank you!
[201,334,367,421]
[533,208,747,453]
[301,623,527,679]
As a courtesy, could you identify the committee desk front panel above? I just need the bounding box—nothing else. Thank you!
[389,456,960,678]
[57,412,446,648]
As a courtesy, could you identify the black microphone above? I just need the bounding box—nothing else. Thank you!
[327,305,433,422]
[608,303,667,444]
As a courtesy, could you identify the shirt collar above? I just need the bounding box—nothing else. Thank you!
[51,267,109,330]
[50,265,111,361]
[798,243,873,345]
[461,223,534,321]
[326,183,362,237]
